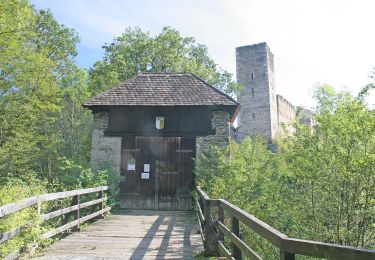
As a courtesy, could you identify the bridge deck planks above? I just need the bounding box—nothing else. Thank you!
[37,210,203,259]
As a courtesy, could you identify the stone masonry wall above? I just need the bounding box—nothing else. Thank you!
[91,111,122,173]
[236,42,278,142]
[196,111,230,154]
[298,108,315,129]
[276,94,296,135]
[267,48,279,139]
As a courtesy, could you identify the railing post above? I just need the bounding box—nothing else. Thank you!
[280,238,295,260]
[218,205,224,242]
[94,189,105,219]
[280,250,295,260]
[231,215,241,260]
[37,200,41,215]
[203,198,217,256]
[72,194,80,231]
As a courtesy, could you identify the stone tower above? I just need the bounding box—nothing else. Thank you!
[236,42,278,141]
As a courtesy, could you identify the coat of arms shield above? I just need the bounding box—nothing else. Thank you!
[155,116,165,129]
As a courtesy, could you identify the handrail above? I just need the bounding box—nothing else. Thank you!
[196,187,375,260]
[219,198,287,247]
[0,186,110,258]
[0,186,108,218]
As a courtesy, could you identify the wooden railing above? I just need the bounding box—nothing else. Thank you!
[0,186,111,259]
[196,187,375,260]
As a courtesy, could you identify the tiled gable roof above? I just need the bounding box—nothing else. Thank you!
[84,73,239,107]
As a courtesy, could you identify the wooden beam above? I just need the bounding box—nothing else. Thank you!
[196,199,205,224]
[42,207,111,239]
[0,197,38,218]
[43,197,107,222]
[196,208,206,243]
[196,188,375,259]
[218,222,262,260]
[197,187,210,202]
[218,241,235,260]
[231,215,241,259]
[283,238,375,260]
[280,251,295,260]
[219,199,287,247]
[38,186,108,203]
[0,224,28,244]
[209,199,220,207]
[0,186,108,218]
[218,206,224,242]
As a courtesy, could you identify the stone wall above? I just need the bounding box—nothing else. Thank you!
[276,94,296,135]
[298,108,315,129]
[267,48,279,139]
[91,111,122,173]
[196,111,230,154]
[236,42,278,142]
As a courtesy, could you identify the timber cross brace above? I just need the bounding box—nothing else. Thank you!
[196,187,375,260]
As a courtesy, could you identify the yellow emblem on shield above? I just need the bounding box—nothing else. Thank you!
[156,116,165,129]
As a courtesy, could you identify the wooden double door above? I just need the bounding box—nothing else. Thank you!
[120,136,195,210]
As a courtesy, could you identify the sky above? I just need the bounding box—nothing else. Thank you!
[31,0,375,108]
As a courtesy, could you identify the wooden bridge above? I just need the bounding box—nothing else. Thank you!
[1,186,374,259]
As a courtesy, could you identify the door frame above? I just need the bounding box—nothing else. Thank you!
[120,136,196,210]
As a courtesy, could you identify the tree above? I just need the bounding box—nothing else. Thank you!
[196,84,375,257]
[285,85,375,247]
[88,26,240,96]
[58,66,92,165]
[0,0,80,183]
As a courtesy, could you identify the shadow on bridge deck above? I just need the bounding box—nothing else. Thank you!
[36,210,203,260]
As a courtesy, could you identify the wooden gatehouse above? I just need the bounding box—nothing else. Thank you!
[84,73,239,210]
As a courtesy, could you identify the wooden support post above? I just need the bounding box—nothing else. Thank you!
[94,190,105,219]
[239,232,245,260]
[231,215,241,260]
[37,201,41,215]
[99,190,104,211]
[218,206,224,242]
[203,199,217,256]
[72,195,80,231]
[155,160,159,210]
[63,195,78,225]
[280,251,295,260]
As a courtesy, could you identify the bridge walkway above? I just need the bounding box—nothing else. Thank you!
[36,210,203,260]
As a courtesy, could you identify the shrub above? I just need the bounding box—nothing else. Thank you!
[0,180,45,258]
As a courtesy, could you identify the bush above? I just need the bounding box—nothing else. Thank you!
[195,91,375,258]
[0,180,45,258]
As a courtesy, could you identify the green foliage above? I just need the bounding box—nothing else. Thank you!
[58,66,92,165]
[286,85,375,247]
[56,159,124,194]
[1,1,374,257]
[0,181,45,258]
[0,2,118,255]
[196,85,375,258]
[89,26,240,96]
[0,0,80,182]
[196,139,295,258]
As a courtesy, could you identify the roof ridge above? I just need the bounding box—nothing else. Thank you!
[83,72,239,108]
[189,73,239,105]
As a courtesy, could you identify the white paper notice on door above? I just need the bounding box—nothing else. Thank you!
[141,172,149,179]
[144,164,150,172]
[127,159,136,171]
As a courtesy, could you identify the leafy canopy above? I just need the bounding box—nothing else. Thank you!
[0,0,90,185]
[196,84,375,256]
[89,26,240,96]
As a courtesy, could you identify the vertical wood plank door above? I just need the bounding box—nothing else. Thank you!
[120,136,195,210]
